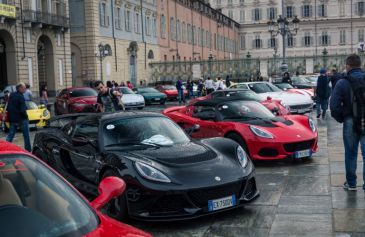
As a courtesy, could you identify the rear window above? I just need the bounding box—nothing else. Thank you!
[69,89,97,97]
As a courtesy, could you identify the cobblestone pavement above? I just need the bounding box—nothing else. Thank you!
[2,104,365,237]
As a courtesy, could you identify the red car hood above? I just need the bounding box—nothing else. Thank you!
[70,96,97,105]
[86,211,152,237]
[164,90,178,95]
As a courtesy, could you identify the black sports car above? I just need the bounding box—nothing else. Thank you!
[32,112,259,221]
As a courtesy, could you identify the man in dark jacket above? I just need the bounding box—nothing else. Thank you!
[330,68,341,90]
[176,77,185,104]
[330,54,365,191]
[316,68,331,119]
[282,72,292,84]
[6,83,31,152]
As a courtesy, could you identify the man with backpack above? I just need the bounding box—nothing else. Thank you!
[330,54,365,191]
[316,68,331,119]
[94,80,123,113]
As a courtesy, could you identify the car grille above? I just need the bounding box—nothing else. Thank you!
[258,148,279,157]
[284,139,315,152]
[289,104,313,111]
[243,178,257,200]
[188,181,244,207]
[149,195,192,215]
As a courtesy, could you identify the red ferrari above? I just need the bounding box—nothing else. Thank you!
[55,87,98,115]
[0,141,151,237]
[189,89,290,116]
[156,85,188,100]
[163,98,318,161]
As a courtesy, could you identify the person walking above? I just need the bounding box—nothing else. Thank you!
[186,78,194,99]
[205,77,215,94]
[282,72,292,84]
[127,81,133,89]
[39,85,48,107]
[197,79,204,97]
[316,68,331,119]
[23,84,32,102]
[330,54,365,191]
[94,81,123,112]
[176,77,185,104]
[330,68,342,90]
[6,83,31,152]
[225,75,231,88]
[216,77,225,90]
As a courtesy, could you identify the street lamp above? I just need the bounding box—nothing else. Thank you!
[267,15,300,73]
[96,43,112,81]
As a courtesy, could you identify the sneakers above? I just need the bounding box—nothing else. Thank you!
[343,182,357,191]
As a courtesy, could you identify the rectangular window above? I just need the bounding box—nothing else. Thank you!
[302,5,312,18]
[286,6,293,18]
[321,33,329,46]
[240,10,245,22]
[145,16,151,35]
[339,1,345,16]
[26,29,31,43]
[217,0,221,5]
[28,58,33,87]
[58,59,64,86]
[287,36,294,47]
[125,10,131,31]
[115,7,122,29]
[228,10,233,18]
[176,20,181,42]
[339,30,345,44]
[269,38,276,48]
[358,1,365,15]
[187,24,191,44]
[160,15,165,38]
[192,25,196,45]
[254,36,262,49]
[228,0,232,5]
[318,4,326,17]
[135,13,140,33]
[201,28,204,46]
[182,22,186,43]
[304,34,311,47]
[359,29,364,42]
[170,17,175,40]
[153,18,157,37]
[240,35,245,49]
[268,7,276,20]
[100,2,107,26]
[254,8,260,21]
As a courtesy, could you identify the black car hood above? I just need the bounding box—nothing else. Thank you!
[125,142,218,165]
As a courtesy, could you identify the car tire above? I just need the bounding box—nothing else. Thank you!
[102,169,128,221]
[226,133,249,154]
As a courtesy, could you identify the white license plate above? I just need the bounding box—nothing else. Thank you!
[208,195,236,212]
[154,98,160,101]
[294,149,312,159]
[297,109,308,114]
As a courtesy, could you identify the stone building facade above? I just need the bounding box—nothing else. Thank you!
[69,0,159,87]
[210,0,365,60]
[0,0,71,96]
[157,0,240,62]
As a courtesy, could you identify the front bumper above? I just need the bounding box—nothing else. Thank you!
[289,103,314,114]
[250,138,318,160]
[126,174,259,221]
[124,102,145,109]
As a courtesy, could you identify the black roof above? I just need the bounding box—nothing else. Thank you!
[72,111,164,123]
[193,97,254,107]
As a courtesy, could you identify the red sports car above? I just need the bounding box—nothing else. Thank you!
[0,141,151,237]
[156,85,188,100]
[163,98,318,161]
[189,89,290,116]
[55,87,98,115]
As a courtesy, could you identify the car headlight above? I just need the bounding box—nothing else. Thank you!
[237,146,248,168]
[308,117,317,132]
[135,162,171,183]
[43,110,49,117]
[249,125,274,139]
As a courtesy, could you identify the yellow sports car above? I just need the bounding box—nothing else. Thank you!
[0,101,51,131]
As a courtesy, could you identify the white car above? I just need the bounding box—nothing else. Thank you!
[118,87,145,110]
[231,82,314,114]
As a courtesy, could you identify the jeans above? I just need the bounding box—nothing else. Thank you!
[316,97,329,116]
[343,118,365,189]
[178,90,185,104]
[6,120,31,152]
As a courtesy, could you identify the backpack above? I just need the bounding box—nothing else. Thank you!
[348,75,365,135]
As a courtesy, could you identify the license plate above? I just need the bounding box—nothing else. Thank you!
[154,98,160,101]
[294,149,312,159]
[297,109,308,114]
[208,195,236,212]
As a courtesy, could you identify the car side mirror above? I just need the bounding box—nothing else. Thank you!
[90,176,126,210]
[186,124,200,135]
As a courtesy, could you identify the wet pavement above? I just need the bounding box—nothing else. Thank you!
[2,104,365,237]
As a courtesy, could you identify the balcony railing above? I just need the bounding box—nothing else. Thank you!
[23,10,69,28]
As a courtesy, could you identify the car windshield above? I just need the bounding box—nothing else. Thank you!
[69,88,98,97]
[212,90,261,102]
[305,77,317,83]
[248,83,281,93]
[162,85,176,90]
[235,84,249,89]
[0,154,98,237]
[292,77,310,84]
[25,101,39,110]
[275,83,294,90]
[103,117,190,147]
[119,87,134,94]
[139,88,159,93]
[218,101,275,120]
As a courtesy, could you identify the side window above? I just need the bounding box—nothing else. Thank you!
[192,106,216,120]
[74,123,98,139]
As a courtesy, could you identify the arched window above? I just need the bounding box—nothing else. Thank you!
[148,50,154,59]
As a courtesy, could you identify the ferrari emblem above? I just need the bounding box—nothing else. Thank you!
[215,176,221,182]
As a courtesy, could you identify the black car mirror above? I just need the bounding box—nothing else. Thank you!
[186,124,200,135]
